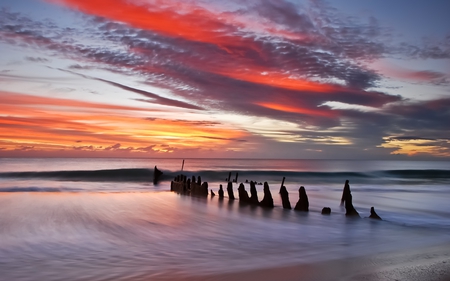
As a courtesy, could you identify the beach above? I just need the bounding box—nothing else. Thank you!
[0,158,449,281]
[181,243,450,281]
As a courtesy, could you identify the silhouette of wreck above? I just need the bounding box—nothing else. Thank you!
[369,207,382,220]
[170,174,209,196]
[170,174,381,220]
[294,186,309,212]
[341,180,359,217]
[153,166,163,185]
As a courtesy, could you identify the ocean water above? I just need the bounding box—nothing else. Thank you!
[0,158,449,280]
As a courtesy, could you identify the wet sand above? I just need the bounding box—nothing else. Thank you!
[152,242,450,281]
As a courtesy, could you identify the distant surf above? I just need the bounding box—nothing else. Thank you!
[0,168,154,182]
[1,168,449,185]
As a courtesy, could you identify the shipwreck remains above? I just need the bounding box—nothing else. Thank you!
[153,166,163,185]
[170,174,380,220]
[170,174,208,196]
[341,180,359,217]
[279,185,292,209]
[294,186,309,212]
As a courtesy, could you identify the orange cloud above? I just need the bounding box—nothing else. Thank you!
[1,92,151,112]
[0,91,249,156]
[216,70,339,93]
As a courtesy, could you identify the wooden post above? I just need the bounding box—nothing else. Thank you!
[279,177,285,193]
[228,172,231,182]
[235,172,239,183]
[181,159,185,171]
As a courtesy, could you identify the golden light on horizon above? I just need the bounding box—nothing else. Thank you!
[0,91,249,156]
[380,137,450,157]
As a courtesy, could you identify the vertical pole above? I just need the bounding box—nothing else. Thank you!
[279,177,285,193]
[181,159,185,171]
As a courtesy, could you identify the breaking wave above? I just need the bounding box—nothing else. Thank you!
[0,168,155,182]
[1,168,449,183]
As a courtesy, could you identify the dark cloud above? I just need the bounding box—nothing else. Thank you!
[252,0,314,33]
[25,56,50,63]
[383,98,450,135]
[307,0,388,61]
[144,118,222,126]
[135,145,156,152]
[385,136,447,142]
[57,68,204,110]
[68,64,92,70]
[198,136,247,142]
[73,145,94,150]
[322,98,450,153]
[399,36,450,60]
[105,143,121,150]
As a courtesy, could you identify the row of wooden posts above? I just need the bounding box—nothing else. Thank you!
[170,174,382,219]
[171,174,312,211]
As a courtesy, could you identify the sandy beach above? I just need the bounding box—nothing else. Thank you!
[161,242,450,281]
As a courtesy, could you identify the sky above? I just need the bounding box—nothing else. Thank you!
[0,0,449,159]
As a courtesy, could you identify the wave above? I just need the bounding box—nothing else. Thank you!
[0,187,76,192]
[380,169,450,178]
[1,168,449,183]
[0,168,155,182]
[174,169,450,182]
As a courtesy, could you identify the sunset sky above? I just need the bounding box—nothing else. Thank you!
[1,0,449,159]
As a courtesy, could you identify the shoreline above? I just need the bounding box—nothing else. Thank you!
[152,242,450,281]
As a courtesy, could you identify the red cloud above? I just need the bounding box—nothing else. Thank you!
[256,102,337,118]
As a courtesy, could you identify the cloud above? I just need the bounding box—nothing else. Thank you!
[0,5,399,129]
[25,56,50,63]
[135,145,156,152]
[385,136,443,142]
[399,37,450,60]
[380,137,450,157]
[15,145,35,151]
[0,91,153,112]
[374,61,449,85]
[105,143,121,150]
[252,0,314,33]
[0,90,250,157]
[145,118,221,127]
[73,145,94,151]
[68,64,91,70]
[198,136,247,142]
[1,2,449,158]
[55,68,203,110]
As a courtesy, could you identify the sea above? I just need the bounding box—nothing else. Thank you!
[0,158,449,280]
